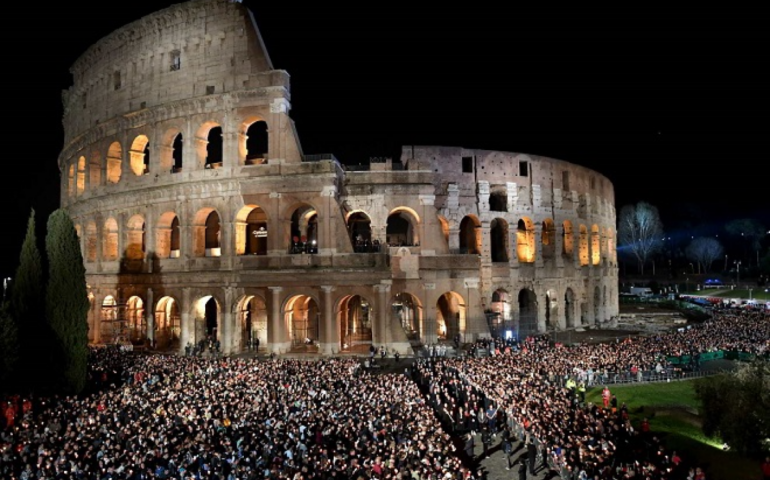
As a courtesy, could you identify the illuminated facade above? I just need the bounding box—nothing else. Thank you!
[59,0,618,355]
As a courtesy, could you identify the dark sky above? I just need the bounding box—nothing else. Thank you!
[1,2,768,277]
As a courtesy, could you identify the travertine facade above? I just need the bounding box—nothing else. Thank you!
[59,0,618,355]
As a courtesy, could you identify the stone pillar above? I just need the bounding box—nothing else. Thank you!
[146,288,155,344]
[180,287,192,355]
[422,283,437,345]
[319,285,336,355]
[222,287,235,354]
[268,287,288,353]
[117,212,126,262]
[93,293,103,344]
[375,283,391,345]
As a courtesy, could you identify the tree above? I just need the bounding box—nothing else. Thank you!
[725,218,766,267]
[617,201,664,275]
[45,209,90,394]
[694,360,770,456]
[685,237,724,273]
[0,306,19,388]
[10,208,46,392]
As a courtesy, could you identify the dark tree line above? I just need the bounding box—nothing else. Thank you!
[0,208,89,395]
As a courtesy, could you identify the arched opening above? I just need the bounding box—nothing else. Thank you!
[100,296,119,342]
[516,218,535,263]
[193,209,221,257]
[77,156,86,196]
[289,205,318,254]
[348,212,373,252]
[67,164,75,198]
[236,295,267,352]
[236,205,269,255]
[579,225,589,266]
[459,215,481,254]
[518,289,538,339]
[562,220,574,258]
[542,219,556,259]
[193,296,220,343]
[392,292,422,340]
[205,127,223,168]
[490,218,509,262]
[85,222,97,262]
[126,296,145,343]
[593,286,601,324]
[339,295,373,352]
[129,135,150,176]
[386,208,419,247]
[545,290,557,331]
[156,212,180,258]
[107,142,122,184]
[284,295,320,349]
[155,296,180,350]
[436,292,465,341]
[172,133,183,172]
[245,120,268,164]
[103,218,118,261]
[488,289,513,338]
[591,224,601,265]
[125,215,146,260]
[564,288,575,328]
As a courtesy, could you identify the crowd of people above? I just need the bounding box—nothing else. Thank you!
[0,305,768,479]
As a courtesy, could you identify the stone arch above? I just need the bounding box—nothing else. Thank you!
[606,228,616,264]
[386,207,420,246]
[489,187,508,212]
[488,289,513,337]
[542,218,556,259]
[160,127,184,173]
[100,295,118,341]
[591,224,601,265]
[518,288,538,338]
[156,211,181,258]
[516,217,536,263]
[338,294,374,351]
[437,215,450,247]
[564,288,576,328]
[126,296,145,343]
[241,117,269,165]
[103,217,118,261]
[155,296,181,350]
[192,208,221,257]
[490,218,510,263]
[284,294,320,348]
[76,156,86,196]
[106,141,122,184]
[593,286,601,324]
[436,291,465,341]
[195,121,223,169]
[579,225,589,266]
[192,295,222,342]
[562,220,574,257]
[288,203,319,254]
[85,221,97,262]
[347,211,373,252]
[125,214,146,260]
[89,148,101,188]
[129,134,150,176]
[459,215,481,254]
[235,295,267,352]
[235,205,269,255]
[392,292,422,340]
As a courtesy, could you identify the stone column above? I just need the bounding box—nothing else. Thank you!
[319,285,336,355]
[222,286,235,354]
[268,287,287,353]
[375,283,391,345]
[422,283,437,345]
[180,287,192,355]
[146,288,155,344]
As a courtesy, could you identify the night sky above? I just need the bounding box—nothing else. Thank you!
[1,2,768,278]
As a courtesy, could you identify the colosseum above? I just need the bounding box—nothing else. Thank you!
[59,0,619,355]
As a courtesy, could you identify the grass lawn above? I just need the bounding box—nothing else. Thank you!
[586,380,758,480]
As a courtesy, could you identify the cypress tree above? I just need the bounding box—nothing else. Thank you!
[45,209,90,394]
[10,208,46,392]
[0,305,19,389]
